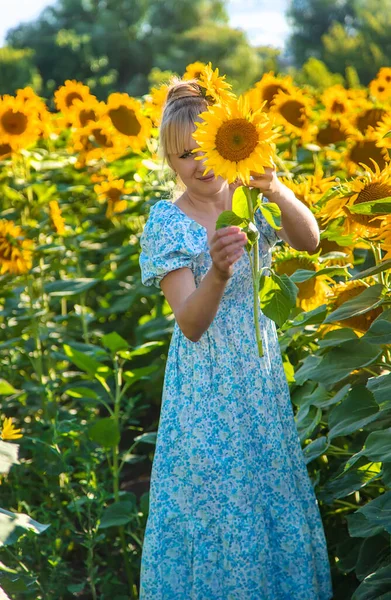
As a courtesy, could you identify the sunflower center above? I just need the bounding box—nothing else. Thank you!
[316,121,347,146]
[1,110,28,135]
[106,188,122,201]
[215,119,259,162]
[65,92,83,108]
[349,140,387,171]
[79,109,97,127]
[109,106,141,136]
[91,128,113,148]
[378,86,385,93]
[331,101,345,113]
[356,108,387,133]
[0,143,12,157]
[279,100,305,128]
[348,181,391,227]
[263,84,288,108]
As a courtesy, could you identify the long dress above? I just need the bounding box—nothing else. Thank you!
[138,199,333,600]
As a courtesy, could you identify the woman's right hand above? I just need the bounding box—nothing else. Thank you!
[209,226,248,281]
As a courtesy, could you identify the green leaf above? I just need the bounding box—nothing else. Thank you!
[290,266,349,283]
[98,501,135,529]
[296,406,322,443]
[290,304,327,327]
[318,328,358,349]
[348,197,391,215]
[351,259,391,280]
[324,284,384,324]
[294,355,323,386]
[65,387,99,400]
[45,278,99,296]
[310,339,382,387]
[257,201,282,230]
[133,432,157,446]
[117,341,164,359]
[352,565,391,600]
[242,221,259,251]
[363,319,391,345]
[320,459,382,504]
[328,386,380,439]
[0,380,17,395]
[367,374,391,409]
[215,210,246,229]
[347,511,385,539]
[102,332,129,353]
[0,441,19,475]
[357,491,391,534]
[0,508,49,547]
[63,344,112,379]
[88,418,120,448]
[232,186,251,220]
[355,535,390,583]
[362,428,391,463]
[303,437,329,465]
[259,272,298,327]
[123,365,159,386]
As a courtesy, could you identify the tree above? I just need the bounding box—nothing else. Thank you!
[4,0,260,98]
[0,48,42,95]
[286,0,355,66]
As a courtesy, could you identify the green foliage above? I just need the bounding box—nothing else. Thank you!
[0,47,42,95]
[4,0,260,98]
[290,57,344,91]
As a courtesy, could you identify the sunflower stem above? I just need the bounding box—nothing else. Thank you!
[245,187,263,358]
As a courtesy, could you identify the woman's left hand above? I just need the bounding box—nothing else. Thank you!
[248,167,281,196]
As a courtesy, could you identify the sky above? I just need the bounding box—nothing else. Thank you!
[0,0,290,48]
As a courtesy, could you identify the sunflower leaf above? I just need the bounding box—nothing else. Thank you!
[323,284,384,323]
[232,186,251,220]
[215,210,247,229]
[257,201,282,230]
[348,197,391,215]
[351,259,391,280]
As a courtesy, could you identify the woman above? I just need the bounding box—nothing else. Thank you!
[138,79,333,599]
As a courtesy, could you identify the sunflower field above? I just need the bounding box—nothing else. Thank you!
[0,62,391,600]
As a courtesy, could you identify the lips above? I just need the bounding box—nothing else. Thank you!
[198,174,215,182]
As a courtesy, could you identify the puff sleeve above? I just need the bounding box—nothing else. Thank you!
[254,201,280,248]
[139,201,202,288]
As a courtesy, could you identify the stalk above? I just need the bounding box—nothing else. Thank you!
[245,188,263,357]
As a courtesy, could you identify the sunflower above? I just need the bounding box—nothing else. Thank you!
[16,86,52,137]
[0,143,12,160]
[71,119,126,165]
[323,280,383,335]
[280,168,335,210]
[54,80,94,115]
[183,61,207,81]
[270,88,314,141]
[248,72,295,111]
[0,96,40,151]
[314,116,352,147]
[372,218,391,259]
[353,100,388,134]
[192,94,278,185]
[344,131,390,174]
[67,97,105,129]
[1,417,22,440]
[94,177,127,218]
[273,250,333,311]
[369,77,391,103]
[197,62,235,105]
[377,67,391,83]
[104,93,152,151]
[373,113,391,149]
[144,83,169,126]
[315,235,355,266]
[318,160,391,236]
[321,85,353,119]
[49,201,66,235]
[0,219,34,275]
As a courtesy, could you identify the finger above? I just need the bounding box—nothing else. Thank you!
[216,239,246,261]
[213,232,247,252]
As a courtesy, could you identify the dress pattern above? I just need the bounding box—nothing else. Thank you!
[138,199,333,600]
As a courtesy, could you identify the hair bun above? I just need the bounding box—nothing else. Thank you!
[166,79,203,105]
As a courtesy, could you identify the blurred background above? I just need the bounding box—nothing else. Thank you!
[1,0,390,100]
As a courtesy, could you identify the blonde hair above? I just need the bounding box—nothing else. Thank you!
[159,77,210,170]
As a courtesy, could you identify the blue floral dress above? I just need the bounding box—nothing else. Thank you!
[138,199,333,600]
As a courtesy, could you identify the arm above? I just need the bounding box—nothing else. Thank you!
[250,169,320,253]
[160,226,247,342]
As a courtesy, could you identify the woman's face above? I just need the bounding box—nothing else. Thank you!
[168,132,226,196]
